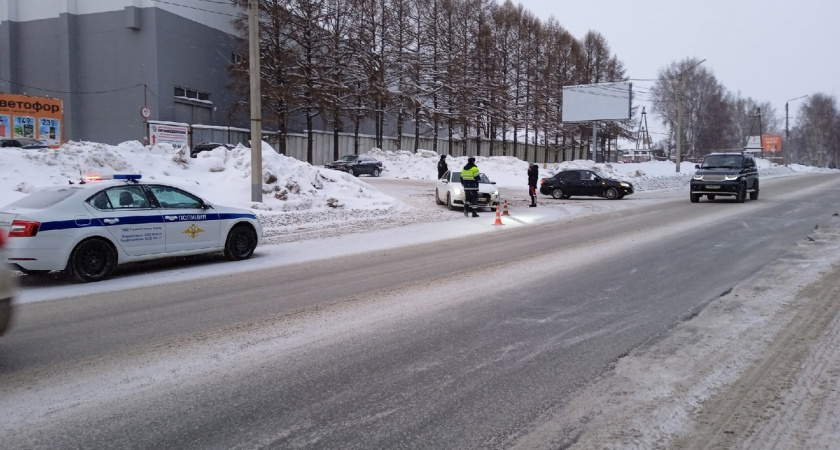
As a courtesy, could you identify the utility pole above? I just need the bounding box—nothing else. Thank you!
[785,95,808,166]
[675,59,705,172]
[249,0,263,202]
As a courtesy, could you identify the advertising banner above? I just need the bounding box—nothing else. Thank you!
[762,134,782,153]
[0,93,63,148]
[148,123,189,148]
[0,114,10,138]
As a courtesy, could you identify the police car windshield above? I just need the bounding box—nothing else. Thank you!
[7,187,79,209]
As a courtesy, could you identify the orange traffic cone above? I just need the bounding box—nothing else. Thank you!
[502,200,510,216]
[493,204,504,225]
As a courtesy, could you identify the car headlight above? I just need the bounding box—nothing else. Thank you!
[693,174,703,180]
[453,188,462,196]
[620,182,630,188]
[724,174,740,181]
[492,190,499,196]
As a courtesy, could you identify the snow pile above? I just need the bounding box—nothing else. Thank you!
[0,140,398,214]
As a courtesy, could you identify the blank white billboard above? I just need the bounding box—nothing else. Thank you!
[562,82,632,123]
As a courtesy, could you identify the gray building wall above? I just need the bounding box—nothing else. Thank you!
[0,5,248,145]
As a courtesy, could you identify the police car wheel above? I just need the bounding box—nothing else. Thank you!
[68,238,116,283]
[225,225,257,261]
[372,168,380,177]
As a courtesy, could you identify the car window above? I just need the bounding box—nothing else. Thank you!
[580,171,595,181]
[105,186,149,209]
[560,171,576,180]
[87,191,113,210]
[7,187,80,209]
[338,155,358,162]
[476,173,490,183]
[149,185,204,209]
[450,172,461,182]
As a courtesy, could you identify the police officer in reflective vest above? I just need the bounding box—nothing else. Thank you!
[460,157,480,217]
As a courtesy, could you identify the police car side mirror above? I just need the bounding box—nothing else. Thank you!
[491,181,496,185]
[695,164,700,169]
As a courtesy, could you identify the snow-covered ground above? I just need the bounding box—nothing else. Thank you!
[2,141,839,447]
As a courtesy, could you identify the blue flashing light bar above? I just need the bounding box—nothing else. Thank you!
[113,174,142,180]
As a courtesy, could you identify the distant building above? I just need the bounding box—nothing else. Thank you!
[0,0,249,144]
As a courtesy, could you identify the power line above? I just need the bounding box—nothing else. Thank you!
[151,0,242,18]
[0,78,148,95]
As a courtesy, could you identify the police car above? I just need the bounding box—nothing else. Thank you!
[0,174,262,282]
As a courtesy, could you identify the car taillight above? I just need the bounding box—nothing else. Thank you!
[9,220,40,237]
[0,231,5,247]
[540,179,546,185]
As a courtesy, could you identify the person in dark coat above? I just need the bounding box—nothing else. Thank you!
[528,162,539,207]
[437,154,448,179]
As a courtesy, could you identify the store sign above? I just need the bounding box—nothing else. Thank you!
[149,123,189,147]
[0,93,63,148]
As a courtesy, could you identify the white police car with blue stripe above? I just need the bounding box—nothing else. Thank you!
[0,174,262,282]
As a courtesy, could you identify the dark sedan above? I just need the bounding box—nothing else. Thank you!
[0,137,49,149]
[324,154,384,177]
[539,169,634,200]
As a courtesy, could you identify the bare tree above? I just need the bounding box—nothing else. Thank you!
[793,93,838,167]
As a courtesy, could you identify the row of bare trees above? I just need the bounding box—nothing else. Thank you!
[787,94,840,167]
[649,58,783,161]
[229,0,629,163]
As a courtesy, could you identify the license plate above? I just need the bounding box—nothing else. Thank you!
[705,185,720,189]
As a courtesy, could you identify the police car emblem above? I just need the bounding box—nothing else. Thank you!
[183,224,205,239]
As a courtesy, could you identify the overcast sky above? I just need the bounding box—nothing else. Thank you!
[513,0,839,138]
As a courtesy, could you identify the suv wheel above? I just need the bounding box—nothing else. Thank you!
[736,183,747,203]
[749,181,759,200]
[690,193,700,203]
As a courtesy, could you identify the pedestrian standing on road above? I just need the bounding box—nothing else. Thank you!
[461,157,480,217]
[528,162,539,207]
[437,154,448,179]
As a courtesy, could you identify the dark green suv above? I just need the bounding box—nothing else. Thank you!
[690,152,759,203]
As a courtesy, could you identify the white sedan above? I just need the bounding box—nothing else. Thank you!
[0,174,262,282]
[434,170,501,211]
[0,231,14,335]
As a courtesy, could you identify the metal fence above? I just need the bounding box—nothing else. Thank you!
[273,130,585,165]
[187,125,588,165]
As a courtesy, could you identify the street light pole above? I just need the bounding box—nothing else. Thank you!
[249,0,263,202]
[675,59,705,172]
[785,95,808,166]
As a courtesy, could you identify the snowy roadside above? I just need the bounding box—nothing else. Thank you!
[510,213,840,449]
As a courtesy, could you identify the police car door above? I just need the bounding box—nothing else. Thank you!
[147,185,221,252]
[88,186,166,256]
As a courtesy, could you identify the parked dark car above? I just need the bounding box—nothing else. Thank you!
[690,152,759,203]
[539,169,634,200]
[190,142,235,158]
[0,137,50,149]
[324,154,384,177]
